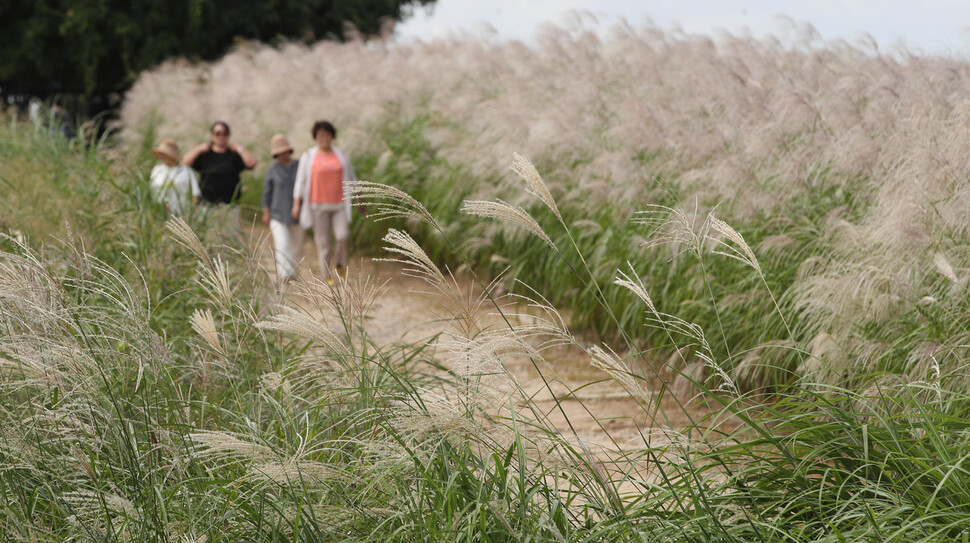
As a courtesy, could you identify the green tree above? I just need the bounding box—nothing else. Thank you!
[0,0,434,96]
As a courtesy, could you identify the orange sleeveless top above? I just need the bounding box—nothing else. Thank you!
[310,151,344,204]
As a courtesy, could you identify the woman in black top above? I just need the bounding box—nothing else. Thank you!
[183,121,257,204]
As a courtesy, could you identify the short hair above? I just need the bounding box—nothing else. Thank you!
[311,120,336,139]
[210,121,231,135]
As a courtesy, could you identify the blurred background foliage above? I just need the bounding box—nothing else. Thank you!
[0,0,435,98]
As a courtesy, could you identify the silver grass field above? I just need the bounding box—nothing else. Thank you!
[3,20,970,542]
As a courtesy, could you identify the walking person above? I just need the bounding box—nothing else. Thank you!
[291,120,363,283]
[149,139,200,216]
[182,121,256,240]
[262,134,303,284]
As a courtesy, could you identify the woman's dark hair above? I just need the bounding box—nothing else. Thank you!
[210,121,231,135]
[311,120,336,139]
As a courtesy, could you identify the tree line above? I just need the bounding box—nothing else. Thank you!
[0,0,434,99]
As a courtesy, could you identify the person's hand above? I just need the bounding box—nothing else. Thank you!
[291,202,301,221]
[262,212,270,226]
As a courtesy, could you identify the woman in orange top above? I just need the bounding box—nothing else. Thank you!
[291,120,361,282]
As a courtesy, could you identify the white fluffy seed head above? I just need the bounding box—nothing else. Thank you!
[257,307,350,357]
[353,181,439,228]
[461,199,556,250]
[708,213,762,275]
[166,217,211,268]
[933,252,959,284]
[511,153,561,221]
[379,228,447,287]
[190,309,223,355]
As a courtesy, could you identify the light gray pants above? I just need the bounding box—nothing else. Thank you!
[269,219,305,282]
[310,204,349,279]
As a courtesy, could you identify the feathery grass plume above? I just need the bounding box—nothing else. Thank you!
[933,252,959,284]
[511,152,561,221]
[188,430,275,461]
[324,260,388,328]
[707,213,762,275]
[497,286,578,365]
[502,309,575,351]
[391,388,482,443]
[258,371,292,395]
[190,308,223,355]
[437,330,537,377]
[461,199,557,250]
[0,340,71,389]
[248,461,353,487]
[641,309,738,397]
[61,489,140,521]
[614,262,657,316]
[166,216,212,269]
[380,228,446,287]
[257,307,351,358]
[0,249,70,335]
[588,344,649,401]
[635,203,711,260]
[353,181,439,228]
[434,332,526,416]
[197,256,234,310]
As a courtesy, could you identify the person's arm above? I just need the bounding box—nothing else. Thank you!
[181,142,210,167]
[187,167,202,206]
[292,152,308,222]
[231,143,257,169]
[262,167,274,226]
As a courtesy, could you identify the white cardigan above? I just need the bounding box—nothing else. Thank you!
[292,146,357,229]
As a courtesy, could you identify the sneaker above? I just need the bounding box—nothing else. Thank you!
[326,277,335,286]
[334,264,347,280]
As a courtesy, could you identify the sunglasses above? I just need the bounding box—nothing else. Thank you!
[212,130,229,136]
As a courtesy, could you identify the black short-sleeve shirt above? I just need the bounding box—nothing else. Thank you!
[192,149,248,204]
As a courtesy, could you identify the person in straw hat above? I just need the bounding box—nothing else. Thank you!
[262,134,304,283]
[149,139,200,216]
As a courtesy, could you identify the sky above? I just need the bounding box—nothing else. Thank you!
[396,1,970,57]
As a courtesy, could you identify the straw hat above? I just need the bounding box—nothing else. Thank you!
[270,134,293,157]
[151,139,181,162]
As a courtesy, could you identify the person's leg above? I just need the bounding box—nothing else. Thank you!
[311,207,334,280]
[268,218,293,282]
[289,223,305,277]
[332,207,350,277]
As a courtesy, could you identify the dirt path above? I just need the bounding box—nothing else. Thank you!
[253,226,720,458]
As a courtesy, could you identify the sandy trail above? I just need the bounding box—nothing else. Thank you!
[252,225,725,460]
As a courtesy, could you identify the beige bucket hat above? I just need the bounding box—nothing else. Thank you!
[270,134,294,157]
[151,139,181,162]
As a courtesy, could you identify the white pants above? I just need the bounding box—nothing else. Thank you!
[269,219,305,282]
[310,204,349,279]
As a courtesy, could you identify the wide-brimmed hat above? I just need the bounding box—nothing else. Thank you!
[151,139,181,162]
[270,134,293,157]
